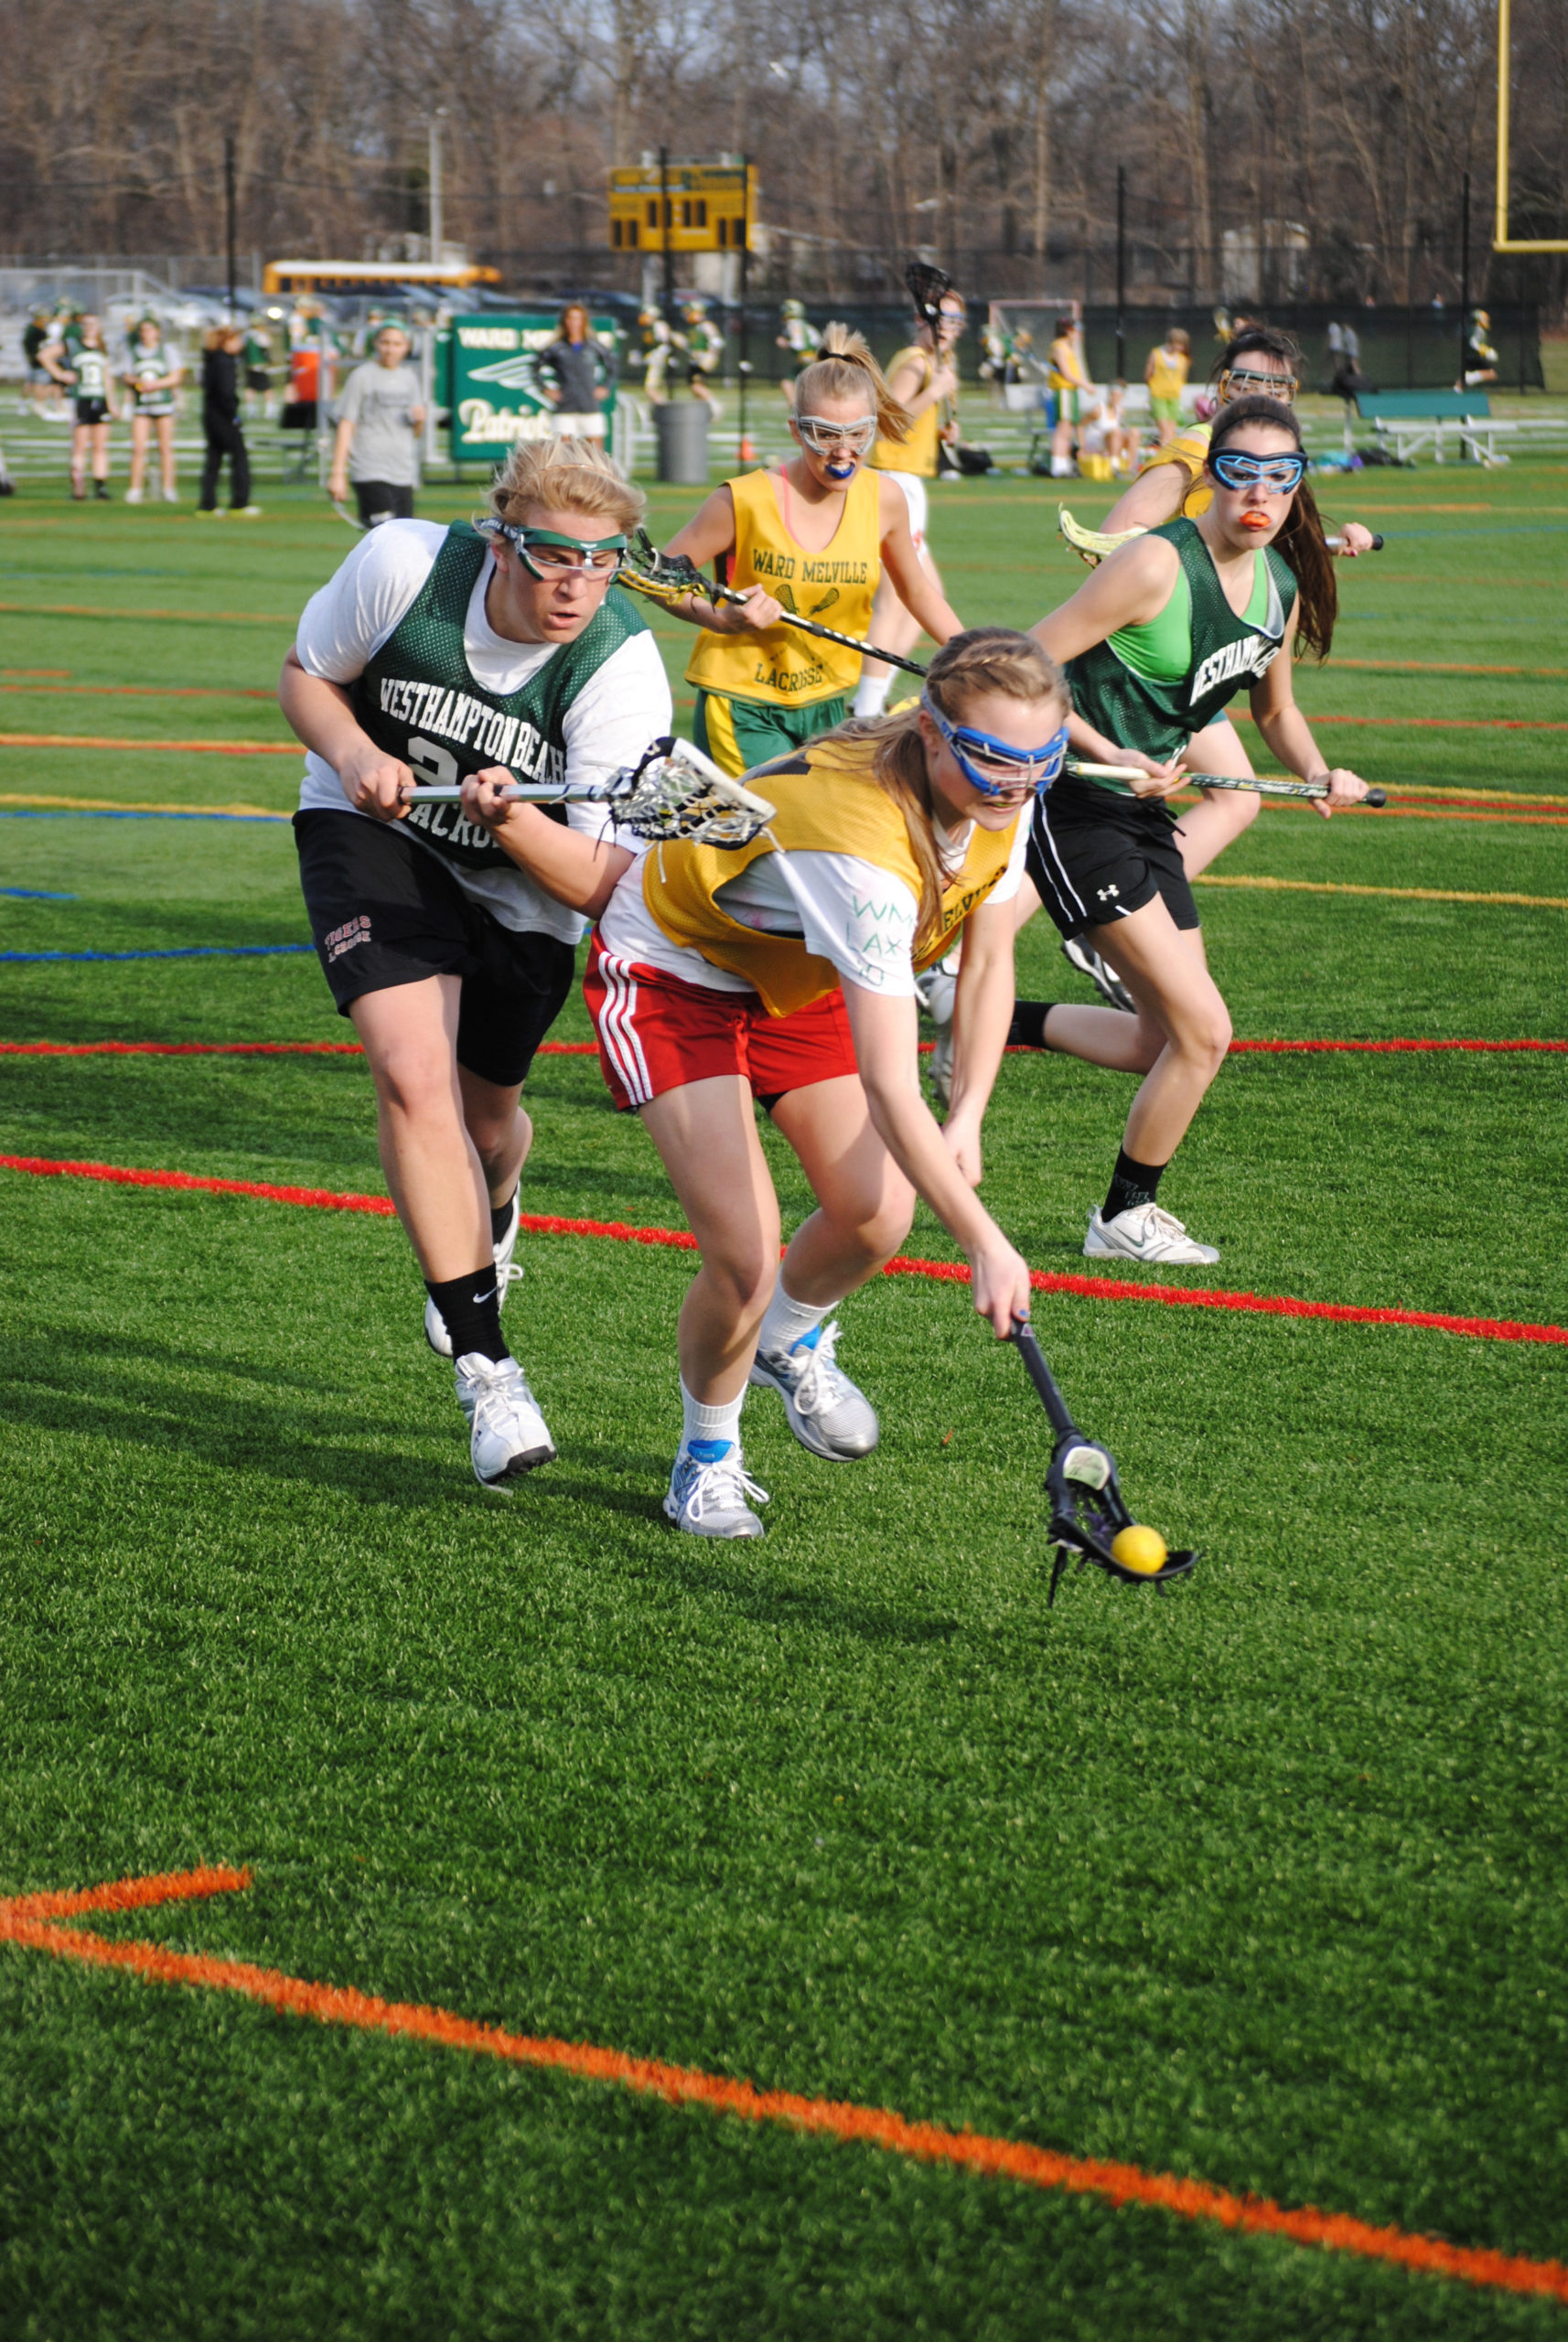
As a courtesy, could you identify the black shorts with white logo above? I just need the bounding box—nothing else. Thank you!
[294,809,575,1089]
[354,480,415,527]
[75,397,110,425]
[1026,774,1200,941]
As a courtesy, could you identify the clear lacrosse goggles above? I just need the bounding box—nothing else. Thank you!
[1208,448,1306,495]
[795,413,877,457]
[480,520,627,579]
[921,694,1070,801]
[1218,365,1300,403]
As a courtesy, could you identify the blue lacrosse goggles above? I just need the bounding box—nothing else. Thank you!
[921,694,1070,800]
[1208,448,1306,495]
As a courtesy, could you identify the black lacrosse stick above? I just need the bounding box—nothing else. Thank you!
[1009,1320,1197,1606]
[905,261,955,335]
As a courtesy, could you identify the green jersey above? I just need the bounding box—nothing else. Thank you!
[69,341,112,401]
[1065,517,1295,787]
[350,523,650,876]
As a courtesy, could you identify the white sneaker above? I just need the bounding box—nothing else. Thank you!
[232,504,263,517]
[455,1351,555,1487]
[1061,936,1135,1014]
[424,1195,521,1358]
[161,486,178,503]
[124,486,144,504]
[749,1319,879,1459]
[1084,1203,1219,1265]
[663,1440,768,1538]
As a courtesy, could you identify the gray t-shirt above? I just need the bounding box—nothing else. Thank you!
[337,360,423,485]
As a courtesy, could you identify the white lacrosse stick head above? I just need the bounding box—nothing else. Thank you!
[610,736,776,846]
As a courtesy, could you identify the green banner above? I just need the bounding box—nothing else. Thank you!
[439,313,622,465]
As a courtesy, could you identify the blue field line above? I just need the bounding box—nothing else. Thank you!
[0,886,78,898]
[0,943,313,964]
[0,809,289,823]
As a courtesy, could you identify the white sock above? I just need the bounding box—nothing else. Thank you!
[681,1379,746,1458]
[1051,457,1073,477]
[853,669,895,719]
[757,1276,830,1361]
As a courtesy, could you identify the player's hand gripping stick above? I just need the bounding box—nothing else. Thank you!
[1008,1318,1197,1606]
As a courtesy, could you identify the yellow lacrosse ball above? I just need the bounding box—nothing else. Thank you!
[1111,1524,1168,1576]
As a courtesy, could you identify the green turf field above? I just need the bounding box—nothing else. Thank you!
[1,460,1566,2339]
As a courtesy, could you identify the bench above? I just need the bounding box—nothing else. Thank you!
[1348,390,1491,465]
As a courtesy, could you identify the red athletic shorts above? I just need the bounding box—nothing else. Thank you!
[585,934,859,1112]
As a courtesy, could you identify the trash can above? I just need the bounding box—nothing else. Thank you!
[654,399,710,485]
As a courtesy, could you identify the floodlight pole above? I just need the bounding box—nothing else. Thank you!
[1114,165,1126,384]
[737,154,751,461]
[660,145,675,326]
[1458,168,1470,392]
[429,113,445,267]
[224,132,238,324]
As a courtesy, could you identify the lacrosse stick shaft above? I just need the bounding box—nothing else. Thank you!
[1326,533,1384,552]
[402,782,594,806]
[622,565,929,678]
[1068,763,1386,808]
[1009,1321,1080,1444]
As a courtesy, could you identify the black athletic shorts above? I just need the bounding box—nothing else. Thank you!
[75,397,110,425]
[354,481,415,527]
[1026,774,1200,941]
[294,809,575,1089]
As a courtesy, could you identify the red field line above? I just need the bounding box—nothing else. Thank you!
[2,1037,1563,1060]
[0,732,299,756]
[0,680,275,702]
[3,1864,1564,2308]
[1243,714,1568,733]
[3,1151,1563,1346]
[1333,658,1568,679]
[0,600,293,627]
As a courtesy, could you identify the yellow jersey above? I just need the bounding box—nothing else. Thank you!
[1047,337,1087,392]
[1143,421,1213,516]
[1146,345,1191,403]
[640,739,1019,1018]
[685,467,881,707]
[873,346,938,477]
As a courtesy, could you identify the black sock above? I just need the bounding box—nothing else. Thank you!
[424,1270,510,1364]
[1007,1001,1054,1051]
[489,1187,518,1248]
[1103,1148,1166,1222]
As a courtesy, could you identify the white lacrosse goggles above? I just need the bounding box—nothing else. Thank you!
[795,413,876,458]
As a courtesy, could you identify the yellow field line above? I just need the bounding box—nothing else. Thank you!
[0,790,285,817]
[1194,875,1568,910]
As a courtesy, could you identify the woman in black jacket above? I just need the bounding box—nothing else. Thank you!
[199,327,260,515]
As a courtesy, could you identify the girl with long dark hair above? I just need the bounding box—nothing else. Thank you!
[1010,397,1369,1266]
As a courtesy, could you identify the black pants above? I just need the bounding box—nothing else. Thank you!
[354,481,415,526]
[199,414,251,510]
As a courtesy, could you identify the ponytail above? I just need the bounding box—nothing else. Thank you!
[821,629,1068,959]
[1208,396,1337,661]
[794,323,911,446]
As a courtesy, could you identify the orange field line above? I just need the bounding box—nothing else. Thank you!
[1240,714,1568,733]
[0,600,294,627]
[0,680,275,702]
[1332,658,1568,679]
[4,1864,1566,2307]
[0,732,299,756]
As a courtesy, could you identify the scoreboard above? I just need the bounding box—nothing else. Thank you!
[608,161,757,254]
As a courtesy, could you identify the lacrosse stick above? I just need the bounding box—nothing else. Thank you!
[331,499,365,532]
[620,531,929,679]
[1010,1319,1197,1606]
[1058,507,1383,567]
[1068,760,1386,807]
[400,735,777,846]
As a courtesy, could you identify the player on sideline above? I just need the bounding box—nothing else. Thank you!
[122,317,183,505]
[44,313,117,500]
[1010,398,1369,1265]
[852,284,967,719]
[277,439,671,1488]
[453,629,1062,1538]
[654,327,963,776]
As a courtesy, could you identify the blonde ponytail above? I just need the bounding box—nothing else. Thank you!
[794,323,911,446]
[824,629,1068,959]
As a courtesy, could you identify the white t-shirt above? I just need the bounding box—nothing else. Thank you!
[295,521,671,943]
[597,809,1029,999]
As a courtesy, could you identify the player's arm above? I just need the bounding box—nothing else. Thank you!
[877,478,961,641]
[41,343,72,385]
[1101,457,1189,535]
[328,413,356,500]
[1248,606,1369,819]
[888,355,955,418]
[278,647,409,821]
[458,779,634,915]
[842,983,1033,1338]
[940,891,1015,1187]
[661,486,783,634]
[1030,540,1187,791]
